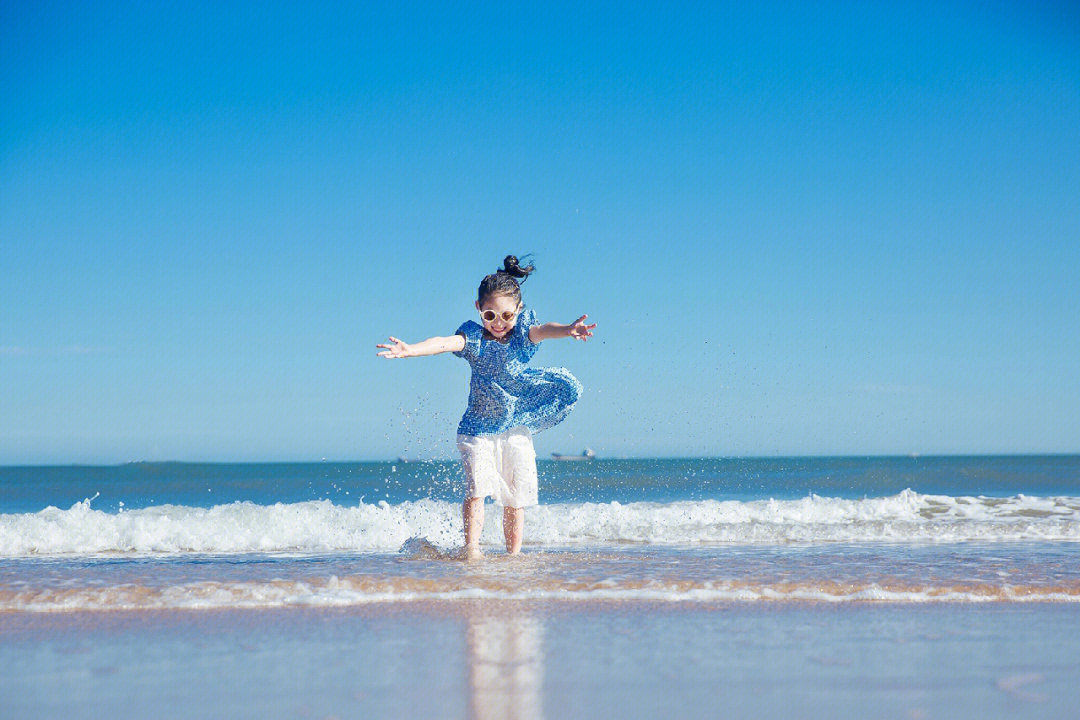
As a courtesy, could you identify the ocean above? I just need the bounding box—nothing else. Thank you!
[3,456,1079,718]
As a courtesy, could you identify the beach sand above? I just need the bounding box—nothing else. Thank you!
[3,599,1078,719]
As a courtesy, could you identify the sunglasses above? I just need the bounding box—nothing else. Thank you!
[479,305,520,323]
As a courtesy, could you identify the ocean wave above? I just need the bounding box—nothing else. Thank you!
[2,490,1079,557]
[3,575,1079,612]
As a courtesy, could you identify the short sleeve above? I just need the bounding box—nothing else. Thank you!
[515,307,542,362]
[453,320,482,361]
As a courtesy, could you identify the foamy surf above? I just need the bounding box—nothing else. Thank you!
[2,490,1080,557]
[3,576,1079,613]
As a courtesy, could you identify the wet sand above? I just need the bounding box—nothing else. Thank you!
[3,600,1078,719]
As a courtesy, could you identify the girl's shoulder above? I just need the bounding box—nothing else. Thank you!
[513,308,542,361]
[516,307,539,339]
[457,319,483,335]
[453,319,484,359]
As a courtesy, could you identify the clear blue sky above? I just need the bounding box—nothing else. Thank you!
[3,1,1078,463]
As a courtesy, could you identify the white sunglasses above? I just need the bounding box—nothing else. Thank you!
[479,305,521,323]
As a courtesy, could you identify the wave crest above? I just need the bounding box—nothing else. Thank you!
[2,490,1079,557]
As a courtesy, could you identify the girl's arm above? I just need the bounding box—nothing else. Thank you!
[377,334,466,359]
[529,314,597,343]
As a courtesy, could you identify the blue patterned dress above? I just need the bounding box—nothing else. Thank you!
[453,307,582,436]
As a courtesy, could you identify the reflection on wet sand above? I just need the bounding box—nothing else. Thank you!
[466,606,544,720]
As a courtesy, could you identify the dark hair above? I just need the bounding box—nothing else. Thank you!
[477,255,535,304]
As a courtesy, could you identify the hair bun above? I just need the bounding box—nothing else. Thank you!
[501,254,534,280]
[478,255,534,301]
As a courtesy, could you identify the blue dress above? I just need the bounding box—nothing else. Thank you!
[453,307,582,436]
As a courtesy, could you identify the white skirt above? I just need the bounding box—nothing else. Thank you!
[456,427,538,508]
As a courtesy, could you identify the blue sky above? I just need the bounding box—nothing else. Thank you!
[3,1,1078,462]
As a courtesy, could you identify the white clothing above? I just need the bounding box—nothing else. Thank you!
[456,427,538,508]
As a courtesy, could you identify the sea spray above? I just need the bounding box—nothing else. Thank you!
[3,490,1080,557]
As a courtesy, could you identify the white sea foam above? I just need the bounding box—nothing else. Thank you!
[3,576,1079,613]
[2,490,1079,557]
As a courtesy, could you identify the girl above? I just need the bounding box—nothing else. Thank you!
[377,255,596,558]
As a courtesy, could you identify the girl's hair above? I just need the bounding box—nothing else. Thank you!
[477,255,535,304]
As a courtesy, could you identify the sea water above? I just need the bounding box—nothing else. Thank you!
[2,456,1080,609]
[3,457,1080,718]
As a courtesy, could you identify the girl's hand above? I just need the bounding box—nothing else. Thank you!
[567,315,597,341]
[376,336,412,358]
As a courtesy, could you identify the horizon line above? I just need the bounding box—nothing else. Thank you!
[3,451,1079,468]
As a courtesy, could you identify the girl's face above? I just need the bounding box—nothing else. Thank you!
[475,294,521,340]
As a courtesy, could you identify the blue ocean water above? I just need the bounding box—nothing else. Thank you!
[3,455,1078,514]
[2,456,1079,610]
[4,454,1080,720]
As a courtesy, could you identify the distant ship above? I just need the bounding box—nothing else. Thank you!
[551,448,596,461]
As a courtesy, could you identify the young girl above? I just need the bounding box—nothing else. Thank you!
[377,255,596,558]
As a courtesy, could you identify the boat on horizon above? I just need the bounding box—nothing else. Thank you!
[551,448,596,461]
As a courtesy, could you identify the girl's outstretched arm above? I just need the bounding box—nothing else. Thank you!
[529,315,597,343]
[377,334,466,358]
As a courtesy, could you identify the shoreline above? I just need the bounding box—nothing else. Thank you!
[5,587,1080,616]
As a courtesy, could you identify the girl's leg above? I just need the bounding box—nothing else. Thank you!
[458,434,495,559]
[499,428,535,556]
[463,497,485,557]
[503,506,523,554]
